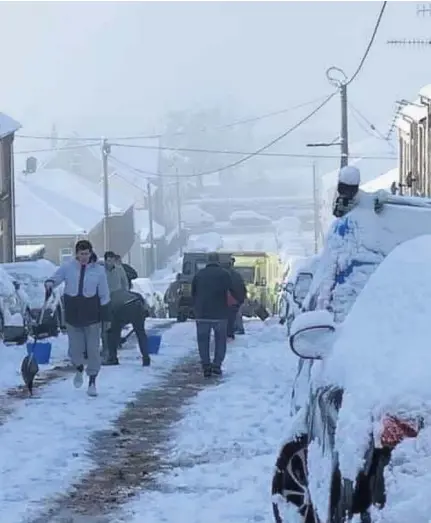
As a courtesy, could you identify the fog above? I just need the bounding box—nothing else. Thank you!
[1,1,429,191]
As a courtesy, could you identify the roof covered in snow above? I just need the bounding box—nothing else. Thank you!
[360,167,398,193]
[401,98,427,121]
[15,168,121,236]
[0,112,21,139]
[419,83,431,101]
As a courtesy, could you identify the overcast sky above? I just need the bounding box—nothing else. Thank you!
[1,1,431,140]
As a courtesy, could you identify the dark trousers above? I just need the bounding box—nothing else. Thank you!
[196,319,228,368]
[107,303,150,361]
[227,305,239,337]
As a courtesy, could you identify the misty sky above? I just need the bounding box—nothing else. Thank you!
[1,1,431,140]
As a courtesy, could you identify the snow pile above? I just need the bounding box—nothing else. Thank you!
[112,321,298,523]
[307,191,431,321]
[321,236,431,522]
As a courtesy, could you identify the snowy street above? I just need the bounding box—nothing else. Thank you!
[0,318,296,523]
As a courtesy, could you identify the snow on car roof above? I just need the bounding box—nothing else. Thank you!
[324,234,431,483]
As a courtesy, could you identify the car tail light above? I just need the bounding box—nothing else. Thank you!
[380,415,421,448]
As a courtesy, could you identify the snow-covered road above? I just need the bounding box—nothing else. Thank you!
[0,318,297,523]
[110,319,297,523]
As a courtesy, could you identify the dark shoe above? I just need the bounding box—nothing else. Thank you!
[227,334,235,340]
[203,365,212,378]
[102,357,119,366]
[142,356,151,367]
[211,364,222,376]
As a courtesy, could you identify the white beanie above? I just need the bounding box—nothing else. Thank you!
[338,165,360,186]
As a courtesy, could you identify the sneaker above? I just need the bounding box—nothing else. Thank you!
[142,356,151,367]
[87,376,98,397]
[203,365,212,378]
[73,366,84,388]
[211,364,222,376]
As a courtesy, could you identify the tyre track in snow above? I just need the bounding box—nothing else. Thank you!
[28,353,222,523]
[0,320,176,427]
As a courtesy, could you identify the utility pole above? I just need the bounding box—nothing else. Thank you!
[306,67,349,170]
[175,167,183,256]
[147,181,156,273]
[340,82,349,168]
[101,138,111,253]
[312,161,320,254]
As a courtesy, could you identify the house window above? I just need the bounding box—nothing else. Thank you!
[59,247,73,263]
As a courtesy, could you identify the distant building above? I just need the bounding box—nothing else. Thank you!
[0,112,21,262]
[15,167,134,265]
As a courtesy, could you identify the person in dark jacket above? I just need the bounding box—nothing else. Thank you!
[191,252,237,377]
[45,240,111,397]
[226,257,247,338]
[103,288,151,367]
[115,254,138,289]
[164,274,181,318]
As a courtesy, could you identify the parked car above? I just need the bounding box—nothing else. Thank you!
[2,260,65,338]
[131,278,159,317]
[272,235,431,523]
[0,265,33,344]
[278,255,320,333]
[182,205,215,229]
[229,210,272,227]
[290,192,431,416]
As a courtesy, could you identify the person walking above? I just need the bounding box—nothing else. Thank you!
[104,251,129,292]
[115,254,138,289]
[164,273,181,318]
[226,257,247,338]
[45,240,111,397]
[103,288,151,367]
[191,252,237,377]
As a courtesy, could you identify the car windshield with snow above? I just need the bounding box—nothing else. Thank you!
[273,235,431,523]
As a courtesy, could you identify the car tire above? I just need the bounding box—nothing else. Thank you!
[272,434,318,523]
[176,312,187,323]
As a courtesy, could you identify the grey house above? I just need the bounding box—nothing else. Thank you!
[0,112,21,262]
[15,167,134,264]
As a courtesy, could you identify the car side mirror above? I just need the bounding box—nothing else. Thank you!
[289,310,336,360]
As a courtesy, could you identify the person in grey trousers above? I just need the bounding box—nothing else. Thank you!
[191,252,237,378]
[45,240,111,397]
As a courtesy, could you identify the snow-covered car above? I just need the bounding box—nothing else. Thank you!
[278,255,320,332]
[272,235,431,523]
[2,260,65,337]
[182,205,215,228]
[131,278,159,317]
[229,210,272,227]
[0,265,33,344]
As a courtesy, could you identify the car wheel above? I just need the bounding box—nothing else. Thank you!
[272,434,318,523]
[176,312,187,323]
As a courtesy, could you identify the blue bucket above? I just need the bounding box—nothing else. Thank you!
[26,340,52,364]
[147,330,162,355]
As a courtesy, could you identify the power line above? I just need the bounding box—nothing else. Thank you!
[14,143,99,155]
[15,94,332,143]
[111,93,337,179]
[110,141,396,161]
[347,1,388,85]
[348,103,388,142]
